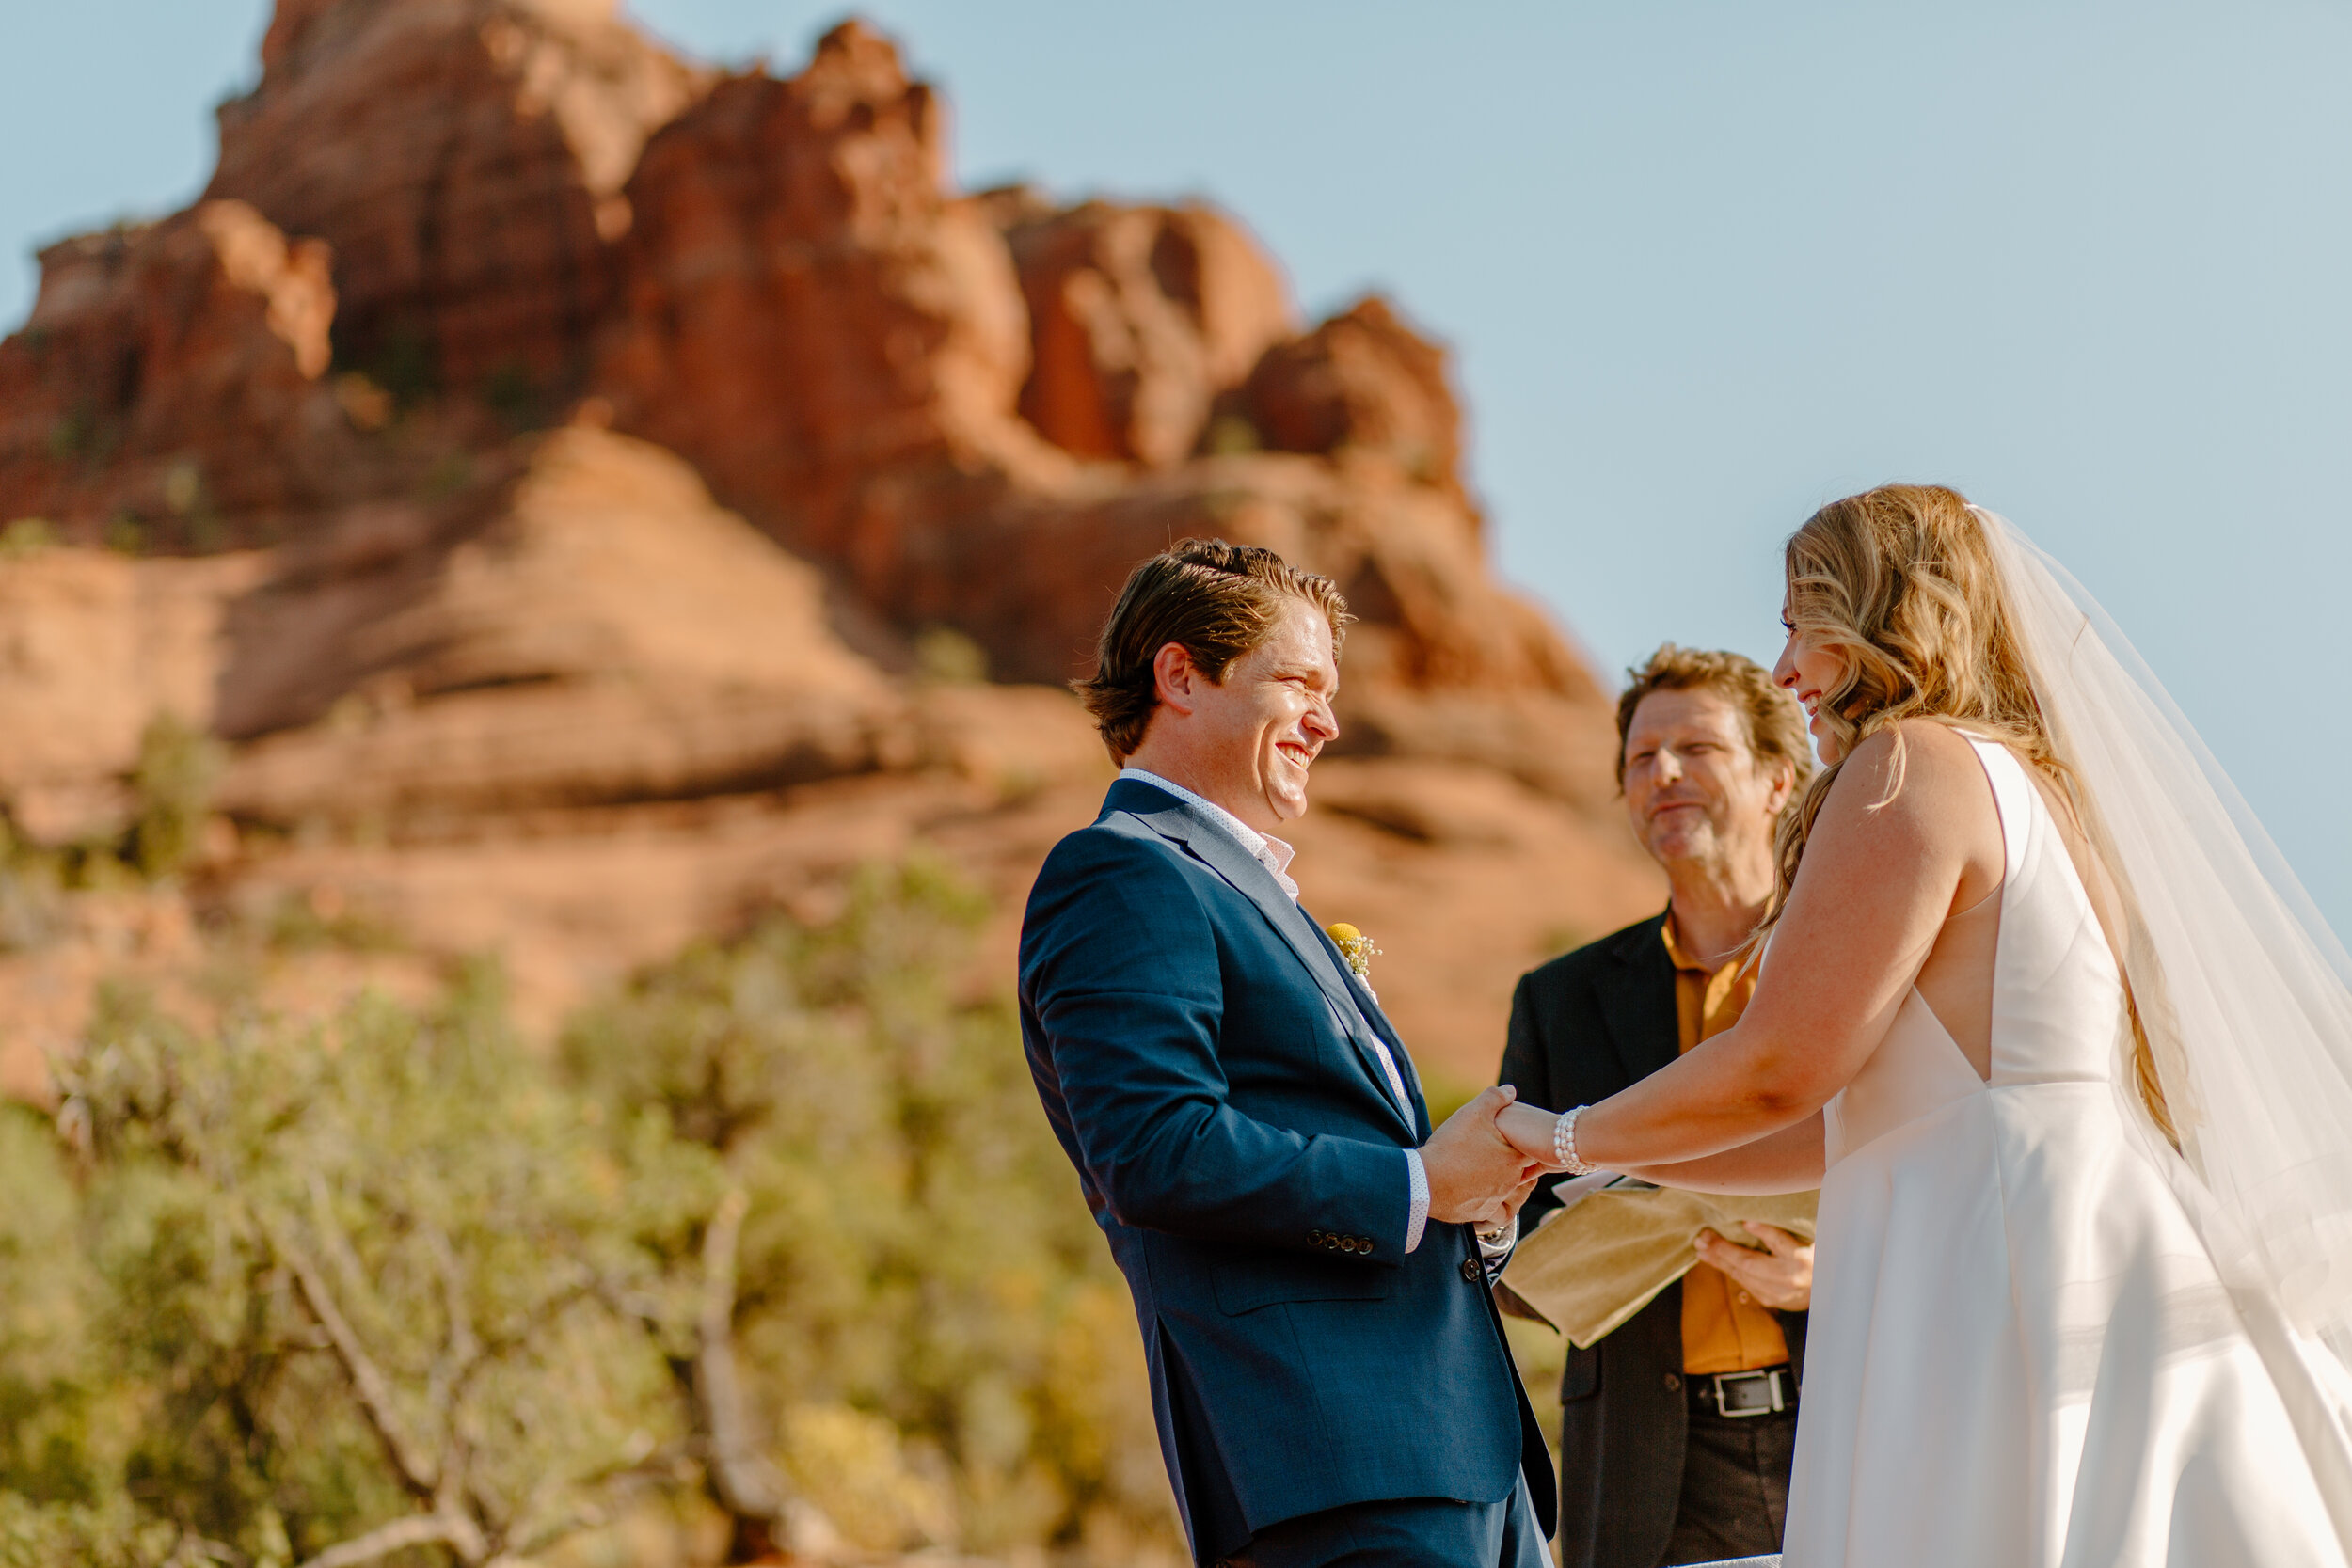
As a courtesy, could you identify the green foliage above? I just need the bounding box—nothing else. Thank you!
[0,520,56,560]
[1418,1066,1484,1128]
[351,325,438,412]
[913,626,990,686]
[0,860,1180,1563]
[45,404,99,464]
[0,978,701,1565]
[563,860,1175,1556]
[481,363,553,433]
[1201,412,1262,457]
[421,453,472,502]
[160,464,202,518]
[0,710,233,921]
[0,1492,176,1568]
[0,823,68,953]
[127,715,224,881]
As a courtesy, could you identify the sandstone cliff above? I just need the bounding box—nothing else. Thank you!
[0,4,1660,1096]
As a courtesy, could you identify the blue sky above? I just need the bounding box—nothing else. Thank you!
[8,1,2352,935]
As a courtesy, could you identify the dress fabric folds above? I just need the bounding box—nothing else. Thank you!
[1783,736,2352,1568]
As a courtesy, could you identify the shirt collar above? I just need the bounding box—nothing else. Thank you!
[1120,767,1299,900]
[1660,911,1706,975]
[1661,909,1758,980]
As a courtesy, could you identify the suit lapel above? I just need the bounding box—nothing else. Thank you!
[1309,918,1431,1142]
[1110,783,1418,1140]
[1600,912,1682,1087]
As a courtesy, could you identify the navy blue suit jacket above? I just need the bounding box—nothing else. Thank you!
[1019,777,1554,1560]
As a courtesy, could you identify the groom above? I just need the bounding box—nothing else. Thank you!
[1020,540,1556,1567]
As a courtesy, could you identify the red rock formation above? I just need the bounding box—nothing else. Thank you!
[998,197,1294,466]
[874,451,1616,809]
[0,200,351,542]
[598,20,1042,561]
[588,22,1579,787]
[215,427,913,823]
[0,546,262,844]
[208,0,707,396]
[0,1,1665,1085]
[1234,293,1475,514]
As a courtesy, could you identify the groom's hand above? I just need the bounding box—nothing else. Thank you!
[1422,1085,1542,1225]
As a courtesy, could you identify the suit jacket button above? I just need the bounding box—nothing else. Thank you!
[1663,1372,1682,1392]
[1460,1258,1482,1283]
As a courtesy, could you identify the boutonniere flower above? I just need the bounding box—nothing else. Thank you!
[1325,923,1381,992]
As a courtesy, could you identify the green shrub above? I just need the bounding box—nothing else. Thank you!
[127,715,223,881]
[24,977,703,1566]
[563,860,1178,1557]
[913,626,990,686]
[0,859,1181,1563]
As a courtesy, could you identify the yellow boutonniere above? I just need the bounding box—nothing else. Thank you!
[1325,923,1381,985]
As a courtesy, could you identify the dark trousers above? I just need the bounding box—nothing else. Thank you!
[1656,1405,1797,1566]
[1223,1479,1549,1568]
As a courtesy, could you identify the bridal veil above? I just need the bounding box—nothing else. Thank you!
[1978,508,2352,1359]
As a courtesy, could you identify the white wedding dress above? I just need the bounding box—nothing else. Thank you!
[1782,734,2352,1567]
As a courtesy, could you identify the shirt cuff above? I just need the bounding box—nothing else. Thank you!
[1404,1148,1430,1253]
[1476,1212,1518,1259]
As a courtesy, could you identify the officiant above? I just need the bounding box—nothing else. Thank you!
[1500,645,1817,1568]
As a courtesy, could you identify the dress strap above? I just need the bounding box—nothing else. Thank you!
[1961,736,2033,889]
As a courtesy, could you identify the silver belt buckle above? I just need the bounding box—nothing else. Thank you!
[1709,1367,1786,1418]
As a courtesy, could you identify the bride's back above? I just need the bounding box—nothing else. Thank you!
[1827,723,2146,1164]
[1903,721,2137,1084]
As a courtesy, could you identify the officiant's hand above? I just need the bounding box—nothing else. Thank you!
[1695,1221,1813,1311]
[1423,1085,1544,1225]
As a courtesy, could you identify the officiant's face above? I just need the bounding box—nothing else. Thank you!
[1623,688,1788,872]
[1184,596,1341,828]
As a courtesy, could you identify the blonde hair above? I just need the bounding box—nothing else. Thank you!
[1768,483,2172,1137]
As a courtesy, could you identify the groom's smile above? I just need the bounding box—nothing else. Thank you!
[1232,602,1341,827]
[1121,592,1342,836]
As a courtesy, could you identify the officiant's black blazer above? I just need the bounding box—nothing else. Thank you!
[1500,910,1809,1568]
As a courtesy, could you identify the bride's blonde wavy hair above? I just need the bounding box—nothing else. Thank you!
[1767,483,2173,1137]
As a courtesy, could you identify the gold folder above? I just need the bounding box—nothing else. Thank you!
[1501,1176,1819,1348]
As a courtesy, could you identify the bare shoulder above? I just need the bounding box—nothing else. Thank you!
[1815,721,2001,848]
[1826,719,1991,800]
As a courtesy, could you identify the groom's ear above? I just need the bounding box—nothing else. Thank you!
[1152,641,1205,718]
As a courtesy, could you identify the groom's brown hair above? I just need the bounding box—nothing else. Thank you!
[1076,539,1351,762]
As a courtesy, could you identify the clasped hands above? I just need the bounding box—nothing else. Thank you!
[1422,1090,1814,1309]
[1420,1085,1580,1229]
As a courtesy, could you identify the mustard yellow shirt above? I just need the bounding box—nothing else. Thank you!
[1662,914,1793,1375]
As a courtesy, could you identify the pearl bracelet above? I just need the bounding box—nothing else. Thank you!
[1552,1105,1597,1176]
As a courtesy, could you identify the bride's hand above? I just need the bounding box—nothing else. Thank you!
[1496,1100,1567,1170]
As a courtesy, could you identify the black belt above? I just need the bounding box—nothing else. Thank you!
[1689,1363,1796,1419]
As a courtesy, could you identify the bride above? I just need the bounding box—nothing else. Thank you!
[1498,483,2352,1565]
